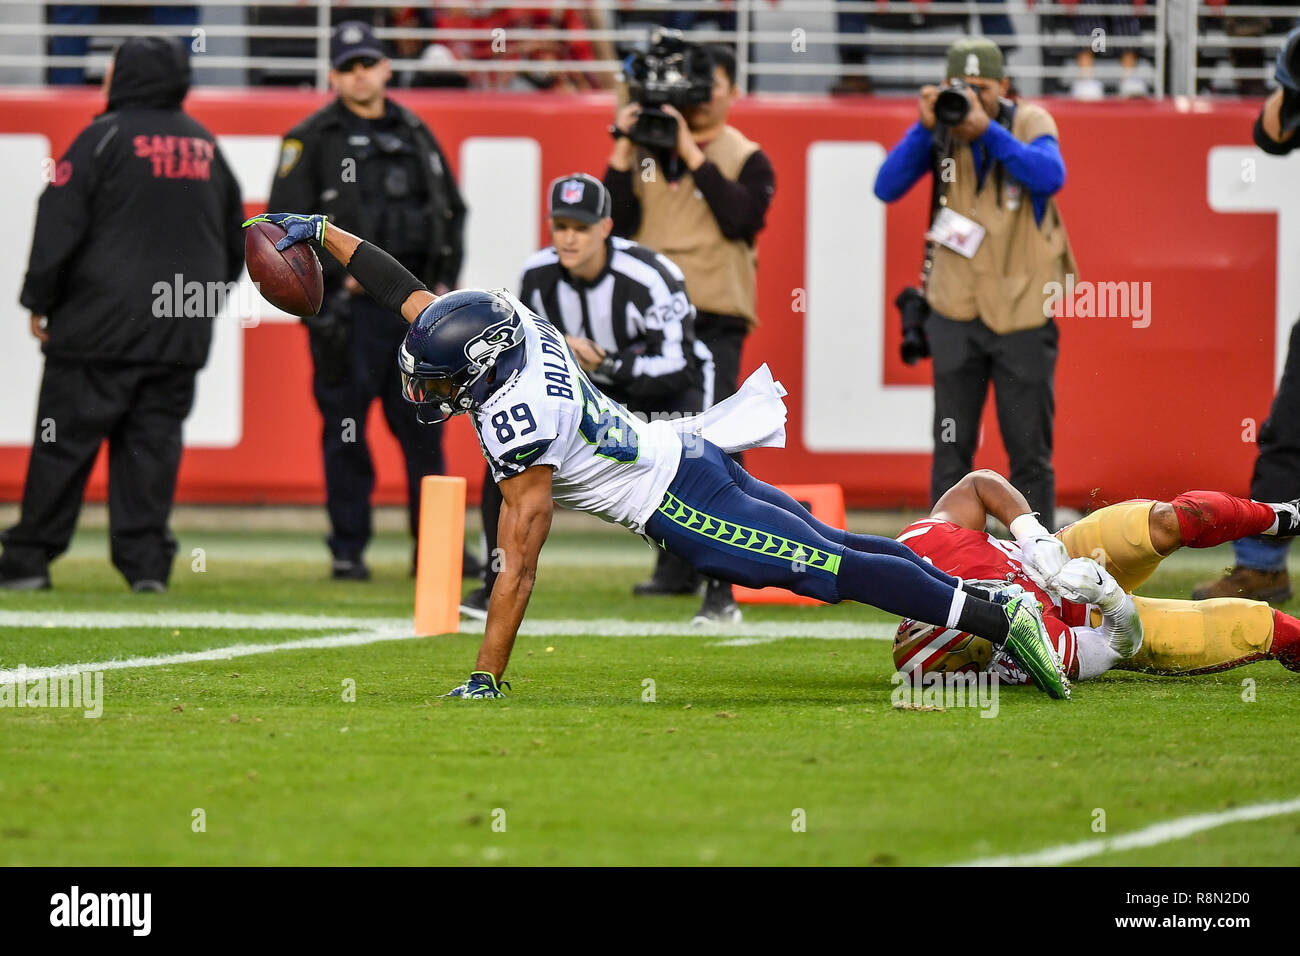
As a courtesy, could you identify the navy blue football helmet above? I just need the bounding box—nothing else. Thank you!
[398,290,526,424]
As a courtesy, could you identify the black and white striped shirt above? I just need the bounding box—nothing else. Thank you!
[518,237,712,414]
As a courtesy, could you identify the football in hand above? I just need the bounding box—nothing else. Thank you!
[245,220,324,317]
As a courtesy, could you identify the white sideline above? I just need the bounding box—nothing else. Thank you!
[0,610,894,682]
[953,796,1300,867]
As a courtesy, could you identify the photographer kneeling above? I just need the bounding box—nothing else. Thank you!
[875,37,1075,531]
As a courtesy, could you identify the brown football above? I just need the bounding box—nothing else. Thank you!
[245,220,324,317]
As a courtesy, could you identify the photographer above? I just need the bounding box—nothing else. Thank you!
[1193,25,1300,604]
[603,39,774,611]
[268,21,468,580]
[874,37,1074,530]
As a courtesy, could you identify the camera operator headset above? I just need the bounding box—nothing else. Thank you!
[873,36,1076,531]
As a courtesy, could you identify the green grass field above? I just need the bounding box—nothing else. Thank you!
[2,520,1298,866]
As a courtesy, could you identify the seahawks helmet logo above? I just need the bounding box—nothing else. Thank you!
[464,315,524,370]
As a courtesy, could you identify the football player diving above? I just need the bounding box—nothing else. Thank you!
[894,469,1300,684]
[244,212,1073,699]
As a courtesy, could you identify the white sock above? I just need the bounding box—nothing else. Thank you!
[946,589,967,629]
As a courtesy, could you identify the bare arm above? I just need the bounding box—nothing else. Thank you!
[1261,88,1298,146]
[930,469,1034,531]
[320,221,437,323]
[475,465,555,679]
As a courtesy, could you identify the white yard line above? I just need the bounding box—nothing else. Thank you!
[953,796,1300,866]
[0,610,893,682]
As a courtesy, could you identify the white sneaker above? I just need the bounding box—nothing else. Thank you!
[1071,77,1105,101]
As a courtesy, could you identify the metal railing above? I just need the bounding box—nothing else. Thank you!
[0,0,1293,96]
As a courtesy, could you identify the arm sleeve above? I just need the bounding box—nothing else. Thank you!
[603,164,641,237]
[19,124,106,315]
[1254,111,1299,155]
[615,282,698,404]
[977,122,1066,196]
[689,149,775,242]
[873,121,935,203]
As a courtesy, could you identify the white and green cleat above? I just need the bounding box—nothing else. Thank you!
[1002,595,1071,700]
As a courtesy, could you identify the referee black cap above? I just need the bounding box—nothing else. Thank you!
[548,173,611,224]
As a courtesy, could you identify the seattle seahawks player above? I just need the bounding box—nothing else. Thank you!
[244,211,1071,700]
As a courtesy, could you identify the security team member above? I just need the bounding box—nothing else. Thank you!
[268,21,468,580]
[874,37,1074,530]
[1194,38,1300,604]
[0,36,243,592]
[462,173,736,624]
[604,44,773,611]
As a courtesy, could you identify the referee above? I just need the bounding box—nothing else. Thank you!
[462,172,740,625]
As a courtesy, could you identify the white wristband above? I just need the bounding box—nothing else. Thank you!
[1009,513,1050,541]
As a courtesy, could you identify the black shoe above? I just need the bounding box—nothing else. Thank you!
[332,558,371,581]
[130,579,167,594]
[459,586,489,620]
[634,576,700,596]
[691,580,742,626]
[0,561,50,591]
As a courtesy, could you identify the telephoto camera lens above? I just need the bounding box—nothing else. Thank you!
[934,81,970,126]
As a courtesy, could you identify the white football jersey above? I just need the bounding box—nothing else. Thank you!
[474,296,684,532]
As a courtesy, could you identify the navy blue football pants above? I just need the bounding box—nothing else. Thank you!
[643,441,965,622]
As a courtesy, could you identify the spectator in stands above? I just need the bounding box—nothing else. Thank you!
[603,44,775,618]
[1070,0,1148,99]
[873,37,1074,530]
[267,21,471,581]
[47,3,197,85]
[1,37,243,591]
[831,0,1018,96]
[1194,26,1300,603]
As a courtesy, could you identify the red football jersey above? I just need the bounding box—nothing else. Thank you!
[897,518,1087,680]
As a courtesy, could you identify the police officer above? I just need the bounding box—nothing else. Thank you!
[462,173,736,624]
[0,36,244,592]
[268,21,469,580]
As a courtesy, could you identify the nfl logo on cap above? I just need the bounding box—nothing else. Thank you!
[561,179,585,204]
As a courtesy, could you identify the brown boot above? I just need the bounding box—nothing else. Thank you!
[1191,566,1292,603]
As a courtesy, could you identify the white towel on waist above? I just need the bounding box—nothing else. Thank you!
[665,363,788,454]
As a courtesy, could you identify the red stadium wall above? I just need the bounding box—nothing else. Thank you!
[0,90,1282,509]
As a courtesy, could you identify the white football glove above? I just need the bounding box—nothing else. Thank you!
[1008,514,1069,590]
[1052,557,1124,613]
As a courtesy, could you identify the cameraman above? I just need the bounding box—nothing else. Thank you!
[603,43,774,608]
[874,37,1073,530]
[1193,26,1300,603]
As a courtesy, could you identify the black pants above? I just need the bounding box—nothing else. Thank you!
[926,310,1058,529]
[1249,318,1300,503]
[0,358,195,584]
[310,295,445,560]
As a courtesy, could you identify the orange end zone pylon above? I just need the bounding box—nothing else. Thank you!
[414,475,467,635]
[733,483,846,606]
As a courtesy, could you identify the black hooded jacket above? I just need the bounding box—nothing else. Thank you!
[20,36,244,368]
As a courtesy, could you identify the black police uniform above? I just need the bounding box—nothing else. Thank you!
[1,36,244,590]
[267,97,466,565]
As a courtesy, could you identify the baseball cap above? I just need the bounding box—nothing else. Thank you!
[946,37,1004,81]
[331,21,385,69]
[548,173,611,224]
